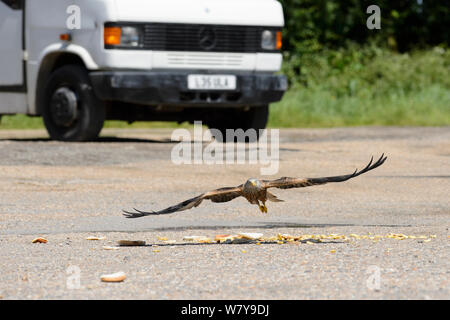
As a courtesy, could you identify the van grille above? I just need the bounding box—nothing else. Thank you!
[142,23,276,53]
[164,52,245,68]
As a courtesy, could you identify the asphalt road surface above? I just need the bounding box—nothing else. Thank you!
[0,127,448,300]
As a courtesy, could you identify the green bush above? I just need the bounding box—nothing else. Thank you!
[279,0,449,54]
[270,46,450,127]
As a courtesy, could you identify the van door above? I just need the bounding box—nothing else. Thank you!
[0,0,24,87]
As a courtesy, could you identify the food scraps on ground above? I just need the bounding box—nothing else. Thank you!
[31,237,48,243]
[102,246,120,250]
[117,240,146,246]
[85,236,106,240]
[100,271,126,282]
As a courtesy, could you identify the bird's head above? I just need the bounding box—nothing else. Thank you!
[245,178,262,189]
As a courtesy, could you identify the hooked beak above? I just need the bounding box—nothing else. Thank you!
[250,180,257,186]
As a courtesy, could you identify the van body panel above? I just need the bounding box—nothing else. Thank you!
[0,92,27,114]
[0,1,23,86]
[112,0,284,26]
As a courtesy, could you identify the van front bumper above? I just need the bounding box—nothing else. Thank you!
[89,71,287,107]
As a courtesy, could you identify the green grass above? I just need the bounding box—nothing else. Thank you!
[0,115,188,130]
[0,114,44,129]
[1,46,448,130]
[268,84,450,127]
[270,45,450,127]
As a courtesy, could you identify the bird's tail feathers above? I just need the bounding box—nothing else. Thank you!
[267,191,284,202]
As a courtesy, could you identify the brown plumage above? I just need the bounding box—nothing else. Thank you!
[123,154,387,217]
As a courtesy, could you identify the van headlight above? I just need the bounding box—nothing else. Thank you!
[261,30,282,50]
[104,24,144,48]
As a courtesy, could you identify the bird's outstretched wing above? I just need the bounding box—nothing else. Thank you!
[263,154,387,190]
[123,186,243,218]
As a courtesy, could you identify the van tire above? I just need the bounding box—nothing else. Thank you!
[207,105,269,142]
[42,65,105,141]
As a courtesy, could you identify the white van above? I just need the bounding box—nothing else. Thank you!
[0,0,287,141]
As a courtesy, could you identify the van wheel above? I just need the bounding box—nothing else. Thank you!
[207,105,269,142]
[42,65,105,141]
